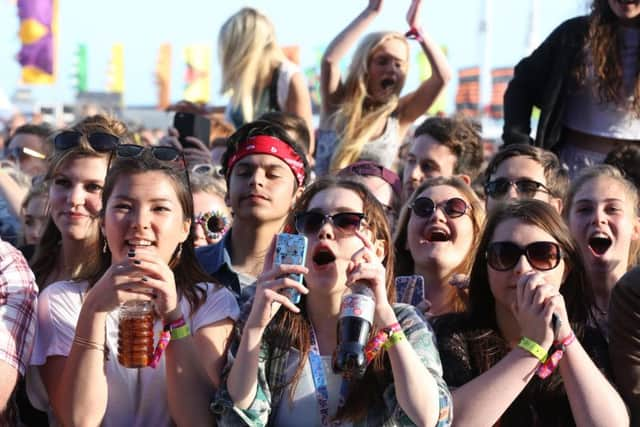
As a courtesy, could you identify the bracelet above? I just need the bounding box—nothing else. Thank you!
[73,335,105,352]
[382,330,406,350]
[170,324,191,340]
[405,27,425,44]
[518,337,548,363]
[364,323,402,363]
[149,330,171,368]
[163,315,186,331]
[537,331,576,379]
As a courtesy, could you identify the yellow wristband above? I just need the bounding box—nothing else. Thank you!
[170,324,191,340]
[518,337,548,363]
[382,330,406,350]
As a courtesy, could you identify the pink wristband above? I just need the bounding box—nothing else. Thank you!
[536,331,576,379]
[149,330,171,368]
[405,27,425,43]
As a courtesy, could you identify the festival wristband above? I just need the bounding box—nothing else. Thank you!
[164,315,186,331]
[170,324,191,340]
[405,27,425,43]
[518,337,548,363]
[364,323,402,363]
[537,331,576,379]
[382,330,406,350]
[149,330,171,368]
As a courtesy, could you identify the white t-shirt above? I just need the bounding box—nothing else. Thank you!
[27,279,239,427]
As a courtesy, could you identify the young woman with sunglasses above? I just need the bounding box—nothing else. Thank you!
[214,177,452,426]
[433,199,627,427]
[564,164,640,338]
[27,147,239,426]
[30,115,127,289]
[394,177,484,317]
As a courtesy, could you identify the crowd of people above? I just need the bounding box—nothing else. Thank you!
[0,0,639,425]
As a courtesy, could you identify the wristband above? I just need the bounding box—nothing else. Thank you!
[170,324,191,340]
[164,315,186,331]
[518,337,548,363]
[537,331,576,379]
[149,330,171,368]
[382,330,406,350]
[364,323,402,363]
[405,27,425,44]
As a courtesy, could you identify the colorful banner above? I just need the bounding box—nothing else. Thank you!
[489,67,513,119]
[107,44,124,94]
[17,0,57,84]
[155,43,172,110]
[183,44,210,103]
[455,67,480,117]
[417,46,448,116]
[73,43,88,92]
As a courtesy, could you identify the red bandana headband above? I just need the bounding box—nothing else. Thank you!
[226,135,306,187]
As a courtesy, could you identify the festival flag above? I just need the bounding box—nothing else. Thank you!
[489,67,513,119]
[72,43,88,93]
[17,0,57,84]
[183,44,210,103]
[455,67,480,117]
[417,46,448,116]
[106,44,124,94]
[155,43,172,110]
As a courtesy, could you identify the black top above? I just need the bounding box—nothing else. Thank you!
[433,313,611,427]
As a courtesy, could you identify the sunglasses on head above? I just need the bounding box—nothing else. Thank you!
[486,241,562,271]
[115,144,184,163]
[192,163,224,178]
[294,211,366,236]
[485,178,550,199]
[410,196,469,219]
[54,131,119,152]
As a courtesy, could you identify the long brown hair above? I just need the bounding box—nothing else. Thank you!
[30,115,129,287]
[265,177,396,422]
[574,0,640,115]
[394,177,485,313]
[78,152,214,313]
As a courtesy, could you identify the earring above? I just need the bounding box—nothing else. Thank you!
[175,242,183,260]
[103,240,108,254]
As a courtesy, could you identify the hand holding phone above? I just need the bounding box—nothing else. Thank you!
[273,233,308,304]
[173,112,211,149]
[395,275,425,307]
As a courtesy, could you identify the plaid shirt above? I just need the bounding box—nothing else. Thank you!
[0,239,37,376]
[213,303,453,427]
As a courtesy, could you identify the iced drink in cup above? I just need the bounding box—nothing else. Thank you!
[118,300,154,368]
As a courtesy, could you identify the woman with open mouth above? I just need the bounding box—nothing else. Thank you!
[315,0,451,175]
[214,177,452,426]
[503,0,640,178]
[433,199,628,427]
[394,176,485,317]
[564,164,640,338]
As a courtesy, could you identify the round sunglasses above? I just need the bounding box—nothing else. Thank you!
[484,178,550,199]
[195,210,230,239]
[116,144,182,162]
[410,196,469,219]
[486,241,563,271]
[294,211,366,236]
[54,131,119,152]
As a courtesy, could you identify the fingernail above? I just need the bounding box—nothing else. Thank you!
[133,260,141,265]
[128,250,135,258]
[151,294,157,299]
[142,276,148,282]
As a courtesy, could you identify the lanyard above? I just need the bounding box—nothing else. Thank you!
[309,326,349,427]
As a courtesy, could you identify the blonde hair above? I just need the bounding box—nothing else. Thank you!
[564,164,640,267]
[218,8,286,123]
[330,32,408,172]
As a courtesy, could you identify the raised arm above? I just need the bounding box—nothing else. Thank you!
[397,0,452,132]
[321,0,382,117]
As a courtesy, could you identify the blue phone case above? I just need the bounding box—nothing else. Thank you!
[274,233,308,304]
[395,275,425,307]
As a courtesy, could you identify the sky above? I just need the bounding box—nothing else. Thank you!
[0,0,588,112]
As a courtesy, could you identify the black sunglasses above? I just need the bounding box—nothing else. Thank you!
[485,178,551,199]
[486,241,563,271]
[195,210,229,239]
[54,131,119,152]
[410,197,469,219]
[294,212,366,236]
[115,144,184,163]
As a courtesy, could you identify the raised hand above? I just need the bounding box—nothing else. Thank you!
[406,0,423,30]
[368,0,384,13]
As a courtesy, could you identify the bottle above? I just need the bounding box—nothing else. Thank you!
[332,281,375,379]
[118,300,155,368]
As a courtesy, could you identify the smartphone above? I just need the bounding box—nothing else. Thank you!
[173,112,211,149]
[274,233,308,304]
[395,275,425,307]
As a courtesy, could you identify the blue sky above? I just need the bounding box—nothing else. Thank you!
[0,0,587,110]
